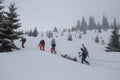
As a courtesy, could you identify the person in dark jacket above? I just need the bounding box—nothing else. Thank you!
[79,48,89,65]
[20,37,26,48]
[38,39,45,51]
[82,44,89,57]
[51,39,56,54]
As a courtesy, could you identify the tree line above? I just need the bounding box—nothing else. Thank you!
[71,15,120,32]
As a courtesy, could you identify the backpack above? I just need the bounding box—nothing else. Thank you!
[23,38,26,42]
[40,40,45,45]
[84,47,88,54]
[51,43,56,47]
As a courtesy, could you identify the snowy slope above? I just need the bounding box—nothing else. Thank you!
[0,30,120,80]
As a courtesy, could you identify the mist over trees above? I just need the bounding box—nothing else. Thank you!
[71,15,120,32]
[25,27,39,37]
[101,15,109,31]
[53,27,58,32]
[89,16,97,30]
[75,20,81,31]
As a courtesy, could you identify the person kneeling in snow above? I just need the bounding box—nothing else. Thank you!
[61,54,77,62]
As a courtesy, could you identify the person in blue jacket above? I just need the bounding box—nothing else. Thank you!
[51,39,56,54]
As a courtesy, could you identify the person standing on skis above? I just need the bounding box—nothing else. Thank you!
[20,37,26,48]
[79,48,89,65]
[51,39,56,54]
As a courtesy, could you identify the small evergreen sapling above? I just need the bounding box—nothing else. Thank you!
[95,35,100,43]
[68,34,73,41]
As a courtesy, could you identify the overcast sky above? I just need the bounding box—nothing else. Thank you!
[4,0,120,31]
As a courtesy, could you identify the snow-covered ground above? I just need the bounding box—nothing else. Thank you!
[0,30,120,80]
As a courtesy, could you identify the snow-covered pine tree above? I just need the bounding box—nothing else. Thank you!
[106,18,120,52]
[46,31,53,38]
[81,16,87,33]
[0,2,21,52]
[71,27,75,32]
[95,35,100,43]
[101,39,105,45]
[68,34,73,41]
[79,33,82,39]
[101,15,109,31]
[6,2,21,38]
[0,0,8,52]
[98,22,102,33]
[53,27,58,32]
[88,16,97,30]
[28,29,32,36]
[83,29,86,34]
[75,20,81,31]
[32,27,38,37]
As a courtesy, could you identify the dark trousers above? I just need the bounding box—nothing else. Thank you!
[81,55,89,65]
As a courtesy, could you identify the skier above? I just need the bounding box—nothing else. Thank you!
[20,37,26,48]
[51,39,56,54]
[38,39,45,51]
[61,54,77,62]
[79,48,89,65]
[82,44,89,57]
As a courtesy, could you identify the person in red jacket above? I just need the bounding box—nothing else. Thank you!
[20,37,26,48]
[38,39,45,51]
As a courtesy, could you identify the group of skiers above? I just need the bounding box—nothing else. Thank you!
[38,39,56,54]
[20,37,56,54]
[20,37,89,65]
